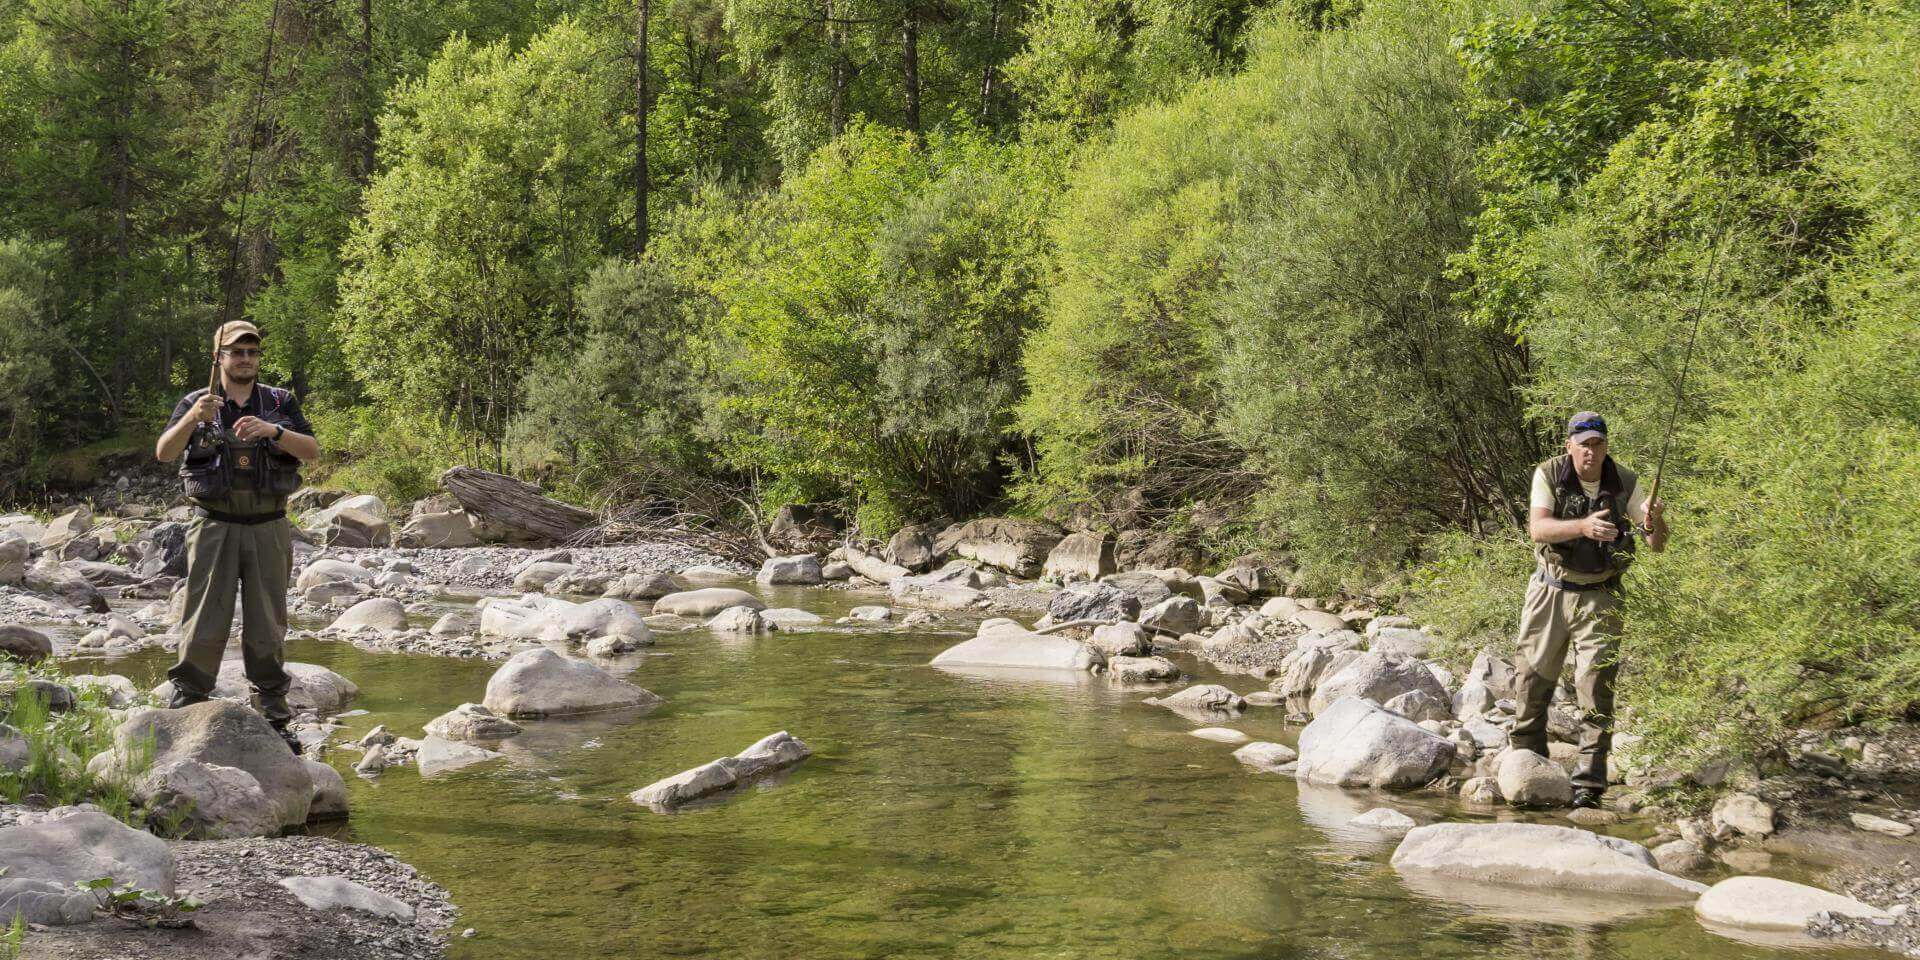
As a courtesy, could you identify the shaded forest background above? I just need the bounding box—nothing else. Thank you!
[0,0,1913,762]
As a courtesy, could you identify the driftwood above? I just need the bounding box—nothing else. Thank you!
[440,466,597,545]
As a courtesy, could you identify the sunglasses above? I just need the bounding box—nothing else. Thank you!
[222,347,262,358]
[1570,419,1606,434]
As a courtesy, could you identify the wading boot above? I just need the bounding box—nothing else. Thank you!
[271,721,302,756]
[167,689,209,710]
[1571,787,1604,810]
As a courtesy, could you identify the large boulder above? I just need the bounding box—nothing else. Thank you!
[91,702,313,830]
[1098,571,1178,607]
[1086,623,1151,658]
[1368,626,1435,660]
[151,661,358,717]
[1391,822,1707,899]
[1045,582,1140,624]
[24,565,108,612]
[482,648,663,718]
[1294,696,1454,789]
[934,518,1064,578]
[306,494,387,528]
[630,731,812,810]
[884,524,939,572]
[843,546,911,583]
[305,758,349,820]
[930,622,1103,672]
[1042,533,1115,584]
[138,759,283,839]
[1112,529,1204,573]
[395,510,478,548]
[1694,876,1892,931]
[328,597,407,633]
[757,555,823,586]
[1308,653,1450,715]
[1453,649,1515,719]
[767,504,842,546]
[1214,561,1281,597]
[1495,748,1573,808]
[0,809,174,924]
[39,506,92,549]
[0,625,53,663]
[64,559,141,588]
[1139,596,1201,637]
[654,588,766,618]
[555,598,651,643]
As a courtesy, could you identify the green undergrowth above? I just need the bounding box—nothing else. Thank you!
[0,660,152,826]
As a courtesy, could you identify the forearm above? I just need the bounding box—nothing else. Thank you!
[154,419,198,462]
[1529,515,1587,545]
[274,429,319,462]
[1644,517,1668,552]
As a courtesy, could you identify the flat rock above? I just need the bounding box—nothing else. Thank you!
[1392,823,1703,899]
[0,809,174,898]
[1190,727,1250,744]
[930,626,1102,672]
[415,736,504,777]
[654,588,765,617]
[631,731,812,810]
[1695,876,1890,931]
[1850,812,1914,837]
[482,648,663,718]
[1107,655,1180,682]
[277,875,416,922]
[329,597,408,633]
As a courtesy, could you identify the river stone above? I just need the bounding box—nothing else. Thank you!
[416,736,504,777]
[1191,727,1250,745]
[395,509,478,548]
[1695,876,1890,931]
[1292,609,1348,633]
[757,554,823,586]
[1099,571,1177,608]
[511,561,577,592]
[1382,689,1451,724]
[1369,627,1435,659]
[603,572,681,600]
[1295,696,1454,789]
[278,876,416,922]
[1308,653,1450,715]
[1134,596,1198,638]
[631,731,811,810]
[92,701,313,830]
[139,759,282,839]
[844,547,911,583]
[847,605,892,622]
[1046,582,1140,625]
[0,809,174,900]
[1460,776,1502,805]
[761,608,825,630]
[1453,649,1515,719]
[1043,532,1115,584]
[677,564,736,581]
[1234,742,1299,773]
[0,537,28,585]
[67,674,139,709]
[329,597,407,633]
[231,661,358,715]
[585,635,646,656]
[1144,684,1245,714]
[930,626,1103,672]
[1711,793,1775,837]
[1393,823,1704,899]
[429,611,474,638]
[556,598,651,643]
[708,606,767,633]
[1652,839,1710,874]
[1850,812,1915,837]
[1108,655,1180,682]
[1087,623,1151,658]
[935,518,1064,578]
[1214,562,1280,597]
[655,588,765,617]
[424,703,523,742]
[482,648,663,718]
[63,559,140,588]
[477,597,560,639]
[1496,748,1573,808]
[1351,808,1417,833]
[0,625,52,662]
[0,876,95,925]
[305,758,349,819]
[890,575,987,611]
[296,558,375,592]
[40,507,91,548]
[1196,576,1247,607]
[885,525,938,572]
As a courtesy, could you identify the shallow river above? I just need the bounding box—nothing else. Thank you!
[69,581,1881,960]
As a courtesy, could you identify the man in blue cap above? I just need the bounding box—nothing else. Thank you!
[1513,411,1667,808]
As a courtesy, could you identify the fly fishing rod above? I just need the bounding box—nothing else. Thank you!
[1648,224,1731,507]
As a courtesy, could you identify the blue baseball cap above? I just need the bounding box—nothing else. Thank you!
[1568,411,1607,443]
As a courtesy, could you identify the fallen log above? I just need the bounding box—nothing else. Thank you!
[440,466,597,545]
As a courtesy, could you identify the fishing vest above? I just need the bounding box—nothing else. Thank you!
[1533,453,1638,586]
[178,386,303,516]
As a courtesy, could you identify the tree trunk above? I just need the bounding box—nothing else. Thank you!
[902,15,920,139]
[441,466,599,544]
[979,0,1001,121]
[634,0,651,256]
[827,0,848,137]
[358,0,375,180]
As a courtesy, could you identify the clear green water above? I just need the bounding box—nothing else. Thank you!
[71,583,1881,960]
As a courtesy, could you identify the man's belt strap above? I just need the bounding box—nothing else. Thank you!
[195,507,285,525]
[1537,571,1618,592]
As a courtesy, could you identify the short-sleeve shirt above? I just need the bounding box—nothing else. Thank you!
[168,384,313,445]
[1529,465,1649,526]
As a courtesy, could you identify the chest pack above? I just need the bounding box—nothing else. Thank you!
[1534,453,1638,579]
[178,389,302,504]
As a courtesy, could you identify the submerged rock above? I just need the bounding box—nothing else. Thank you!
[1392,823,1704,899]
[424,702,524,742]
[1233,742,1299,773]
[631,731,812,810]
[1695,876,1890,931]
[482,649,663,718]
[654,588,766,617]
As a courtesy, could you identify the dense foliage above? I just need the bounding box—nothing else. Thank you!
[0,0,1913,759]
